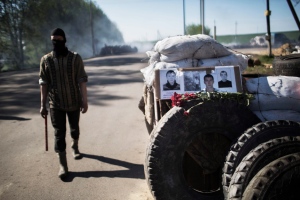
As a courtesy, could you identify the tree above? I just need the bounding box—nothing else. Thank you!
[0,0,33,69]
[186,24,210,35]
[0,0,124,71]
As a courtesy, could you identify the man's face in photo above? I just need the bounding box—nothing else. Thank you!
[204,77,214,87]
[220,72,227,82]
[166,72,176,85]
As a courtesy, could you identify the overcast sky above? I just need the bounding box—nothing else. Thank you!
[94,0,300,43]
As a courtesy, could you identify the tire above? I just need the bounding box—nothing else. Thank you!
[273,53,300,77]
[145,99,261,200]
[222,120,300,198]
[242,153,300,200]
[228,136,300,199]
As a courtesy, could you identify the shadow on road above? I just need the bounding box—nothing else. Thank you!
[0,115,31,121]
[0,54,148,115]
[62,153,145,182]
[84,55,148,67]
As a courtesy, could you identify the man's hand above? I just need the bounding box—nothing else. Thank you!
[40,107,48,118]
[81,101,88,114]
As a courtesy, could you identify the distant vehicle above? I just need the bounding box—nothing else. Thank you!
[250,33,291,48]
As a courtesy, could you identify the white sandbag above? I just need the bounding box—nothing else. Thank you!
[198,54,248,72]
[154,58,199,69]
[140,62,157,86]
[246,76,300,111]
[252,110,300,122]
[249,93,300,111]
[246,76,300,96]
[146,51,160,64]
[155,34,232,62]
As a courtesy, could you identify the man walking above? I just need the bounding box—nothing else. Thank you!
[39,28,88,179]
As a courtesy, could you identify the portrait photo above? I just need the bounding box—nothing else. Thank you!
[183,71,201,91]
[200,72,219,92]
[159,69,183,99]
[215,66,238,92]
[217,69,232,88]
[162,69,181,91]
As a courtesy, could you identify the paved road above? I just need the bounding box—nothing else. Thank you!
[0,53,153,200]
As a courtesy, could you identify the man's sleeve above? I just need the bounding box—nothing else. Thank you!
[39,57,48,85]
[76,54,88,83]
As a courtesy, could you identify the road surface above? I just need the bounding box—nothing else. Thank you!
[0,53,154,200]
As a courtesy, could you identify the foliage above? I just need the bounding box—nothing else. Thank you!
[258,54,274,64]
[0,0,124,71]
[186,24,210,35]
[171,92,254,110]
[243,66,274,75]
[243,54,275,75]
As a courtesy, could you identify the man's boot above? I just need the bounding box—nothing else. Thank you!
[71,139,82,160]
[57,151,68,179]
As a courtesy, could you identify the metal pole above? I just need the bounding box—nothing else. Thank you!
[90,0,95,56]
[200,0,204,34]
[183,0,186,35]
[265,0,272,56]
[202,0,205,34]
[214,20,216,40]
[200,0,202,33]
[286,0,300,31]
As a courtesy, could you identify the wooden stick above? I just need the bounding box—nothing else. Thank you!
[45,115,48,151]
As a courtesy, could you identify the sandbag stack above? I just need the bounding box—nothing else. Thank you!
[141,34,249,86]
[246,76,300,121]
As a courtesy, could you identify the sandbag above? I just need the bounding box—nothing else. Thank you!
[154,58,199,69]
[144,86,154,125]
[246,76,300,111]
[252,110,300,122]
[155,34,232,62]
[246,76,300,96]
[249,93,300,111]
[198,54,248,71]
[146,51,160,64]
[140,62,157,86]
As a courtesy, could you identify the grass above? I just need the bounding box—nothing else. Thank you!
[243,54,275,76]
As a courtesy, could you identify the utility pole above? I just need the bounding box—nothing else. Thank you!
[265,0,272,57]
[214,20,216,40]
[200,0,205,34]
[90,0,95,56]
[183,0,186,35]
[286,0,300,30]
[235,21,237,42]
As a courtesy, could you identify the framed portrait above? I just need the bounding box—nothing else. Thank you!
[158,69,183,99]
[154,66,242,100]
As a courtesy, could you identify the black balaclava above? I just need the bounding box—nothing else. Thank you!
[51,28,68,57]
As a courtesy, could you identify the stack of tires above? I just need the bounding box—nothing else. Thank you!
[223,121,300,200]
[144,54,300,200]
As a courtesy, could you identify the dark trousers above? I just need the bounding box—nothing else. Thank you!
[50,108,80,152]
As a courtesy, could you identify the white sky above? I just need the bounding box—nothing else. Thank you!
[94,0,300,43]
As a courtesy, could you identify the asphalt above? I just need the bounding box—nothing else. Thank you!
[0,53,153,200]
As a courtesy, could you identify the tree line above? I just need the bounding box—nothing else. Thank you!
[0,0,124,71]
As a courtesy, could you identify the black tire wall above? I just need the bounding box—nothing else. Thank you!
[223,120,300,197]
[145,99,261,200]
[273,53,300,77]
[228,136,300,199]
[242,153,300,200]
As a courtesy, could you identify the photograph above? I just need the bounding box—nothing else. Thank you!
[200,72,219,92]
[215,66,238,92]
[159,69,182,99]
[162,69,181,91]
[183,71,201,91]
[217,70,232,88]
